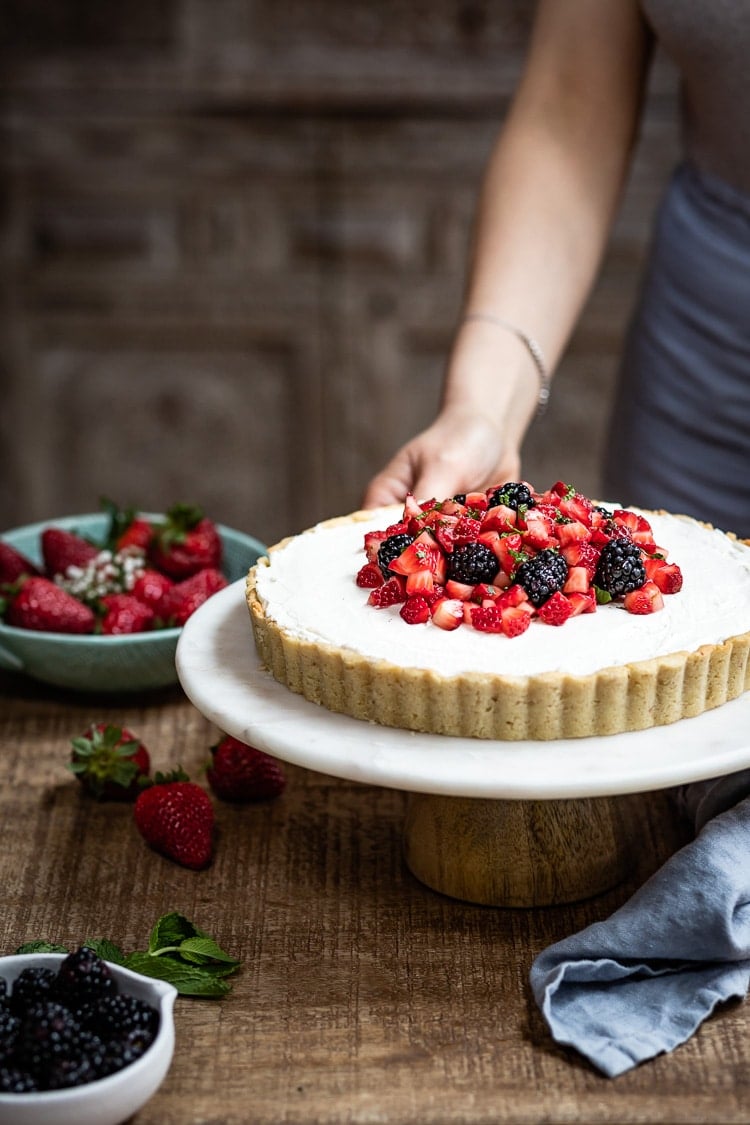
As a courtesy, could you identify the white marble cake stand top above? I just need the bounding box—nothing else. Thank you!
[176,581,750,800]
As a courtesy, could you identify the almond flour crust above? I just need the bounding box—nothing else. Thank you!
[245,512,750,742]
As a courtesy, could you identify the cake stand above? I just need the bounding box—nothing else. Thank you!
[176,582,750,907]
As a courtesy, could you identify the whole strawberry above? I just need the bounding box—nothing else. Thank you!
[131,569,174,612]
[5,576,96,634]
[134,771,214,869]
[116,517,153,553]
[0,541,40,584]
[206,736,286,803]
[162,567,228,626]
[149,504,222,579]
[69,723,151,800]
[98,593,155,635]
[41,527,98,577]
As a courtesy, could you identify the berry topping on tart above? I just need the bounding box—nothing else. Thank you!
[357,481,683,636]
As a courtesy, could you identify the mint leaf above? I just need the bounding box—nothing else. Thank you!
[124,952,232,997]
[82,939,126,965]
[175,937,240,967]
[15,941,69,954]
[594,585,612,605]
[148,911,198,954]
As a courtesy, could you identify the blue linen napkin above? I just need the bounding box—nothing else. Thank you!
[529,769,750,1078]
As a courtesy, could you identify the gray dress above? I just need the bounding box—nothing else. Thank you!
[601,1,750,537]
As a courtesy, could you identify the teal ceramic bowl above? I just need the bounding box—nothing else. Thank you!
[0,513,265,693]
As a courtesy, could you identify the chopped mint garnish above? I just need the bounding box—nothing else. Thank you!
[594,585,612,605]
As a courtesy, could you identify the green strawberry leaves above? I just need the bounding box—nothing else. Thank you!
[14,912,239,999]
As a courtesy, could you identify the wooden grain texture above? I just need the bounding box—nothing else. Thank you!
[1,670,748,1124]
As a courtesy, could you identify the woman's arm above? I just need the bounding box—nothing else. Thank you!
[363,0,654,507]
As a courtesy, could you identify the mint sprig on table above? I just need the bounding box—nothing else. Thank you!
[14,912,239,998]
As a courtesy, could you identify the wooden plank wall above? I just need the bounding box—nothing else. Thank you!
[0,1,680,547]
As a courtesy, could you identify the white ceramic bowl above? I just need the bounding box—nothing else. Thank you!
[0,953,177,1125]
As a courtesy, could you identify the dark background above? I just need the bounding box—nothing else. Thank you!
[0,1,679,547]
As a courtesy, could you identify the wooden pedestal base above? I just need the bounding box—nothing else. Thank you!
[403,792,642,907]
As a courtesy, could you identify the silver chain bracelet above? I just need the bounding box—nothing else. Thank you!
[462,312,551,416]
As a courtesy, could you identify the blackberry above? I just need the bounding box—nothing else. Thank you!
[376,533,413,578]
[489,481,536,512]
[78,993,159,1040]
[45,1032,106,1090]
[0,1008,20,1065]
[452,493,467,504]
[9,967,59,1014]
[447,542,499,586]
[55,946,117,1004]
[0,1065,38,1093]
[99,1027,155,1078]
[594,539,646,596]
[516,549,568,607]
[16,1000,82,1080]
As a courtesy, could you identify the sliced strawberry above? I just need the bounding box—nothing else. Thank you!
[495,533,527,580]
[646,560,683,594]
[464,491,489,512]
[520,510,555,549]
[501,604,533,637]
[400,596,431,625]
[623,580,664,615]
[496,583,529,609]
[562,566,591,595]
[384,521,410,537]
[367,576,406,608]
[558,492,594,525]
[440,498,466,517]
[561,540,600,577]
[444,579,475,601]
[537,590,573,626]
[356,562,384,589]
[388,530,441,577]
[405,568,435,596]
[453,516,483,544]
[566,591,597,616]
[472,583,502,602]
[430,597,464,631]
[555,520,592,549]
[402,493,423,521]
[364,530,388,563]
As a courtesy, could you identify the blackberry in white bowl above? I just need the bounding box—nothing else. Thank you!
[0,949,176,1125]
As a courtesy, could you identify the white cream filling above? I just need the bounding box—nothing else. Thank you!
[254,507,750,678]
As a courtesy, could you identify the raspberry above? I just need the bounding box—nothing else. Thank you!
[470,605,504,633]
[367,577,406,608]
[355,562,384,588]
[537,591,573,626]
[400,596,430,625]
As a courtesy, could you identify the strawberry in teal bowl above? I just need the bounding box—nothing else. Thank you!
[0,507,265,693]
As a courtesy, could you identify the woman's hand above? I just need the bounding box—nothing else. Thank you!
[362,408,520,508]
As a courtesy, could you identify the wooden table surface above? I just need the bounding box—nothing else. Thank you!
[1,668,748,1124]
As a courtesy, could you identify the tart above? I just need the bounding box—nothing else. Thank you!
[246,483,750,741]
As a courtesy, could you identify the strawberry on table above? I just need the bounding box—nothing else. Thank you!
[41,527,98,577]
[149,503,222,579]
[134,770,214,869]
[206,735,287,802]
[69,722,151,800]
[5,576,96,634]
[0,541,40,584]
